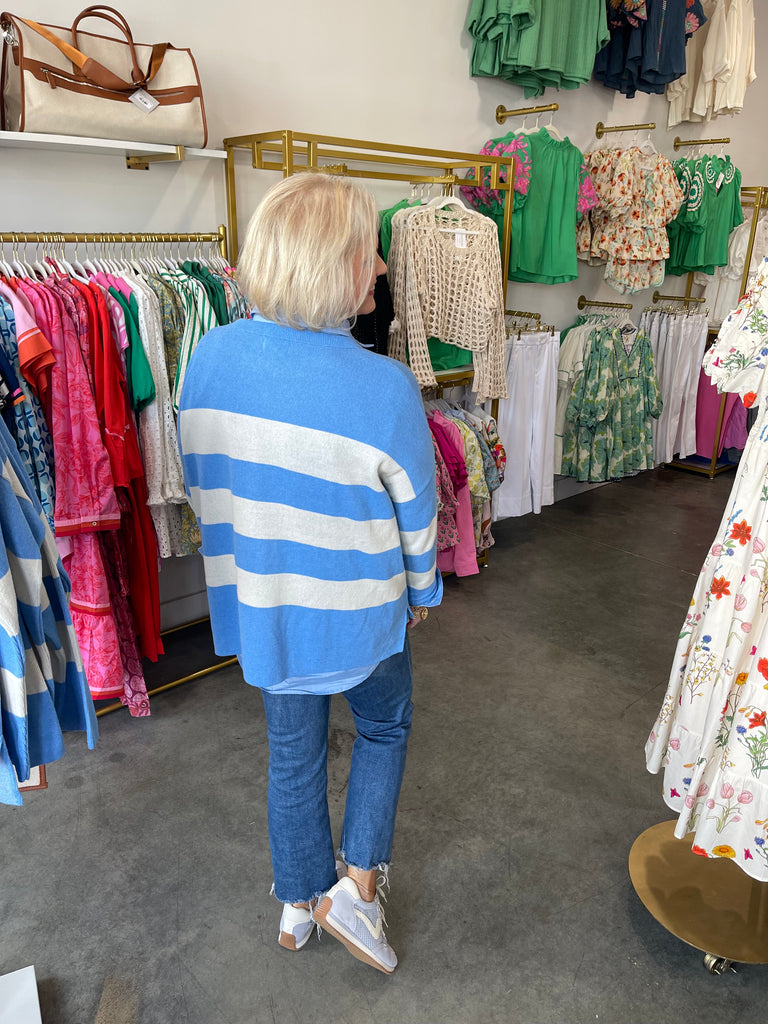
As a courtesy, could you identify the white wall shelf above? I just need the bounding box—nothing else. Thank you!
[0,129,225,167]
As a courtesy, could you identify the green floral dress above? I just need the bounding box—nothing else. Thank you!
[560,323,661,481]
[646,257,768,880]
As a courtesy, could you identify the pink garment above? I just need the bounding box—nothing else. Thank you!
[696,369,742,458]
[433,412,478,577]
[0,279,56,411]
[19,279,119,535]
[432,435,460,552]
[721,397,748,451]
[66,532,125,701]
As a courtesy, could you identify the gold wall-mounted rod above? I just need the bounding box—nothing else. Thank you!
[673,136,730,150]
[505,309,541,321]
[653,291,705,305]
[495,102,559,124]
[595,120,656,138]
[0,228,229,261]
[577,295,633,310]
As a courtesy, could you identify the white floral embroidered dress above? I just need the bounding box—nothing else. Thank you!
[646,257,768,879]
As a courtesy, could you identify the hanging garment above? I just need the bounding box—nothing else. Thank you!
[640,310,708,463]
[579,147,684,294]
[507,129,598,285]
[467,0,609,96]
[561,319,662,481]
[666,0,718,126]
[460,128,597,284]
[595,0,708,97]
[695,370,748,459]
[494,330,559,518]
[0,414,96,805]
[387,201,506,401]
[667,155,744,276]
[646,258,768,880]
[691,0,756,121]
[695,215,768,327]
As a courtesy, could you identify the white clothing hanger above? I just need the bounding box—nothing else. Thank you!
[542,110,564,141]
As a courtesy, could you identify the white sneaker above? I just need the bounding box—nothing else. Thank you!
[278,903,314,951]
[314,876,397,974]
[276,860,346,952]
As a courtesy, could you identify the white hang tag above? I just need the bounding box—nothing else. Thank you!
[716,172,725,192]
[129,88,159,114]
[454,229,467,249]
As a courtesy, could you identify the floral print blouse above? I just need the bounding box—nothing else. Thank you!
[578,147,684,294]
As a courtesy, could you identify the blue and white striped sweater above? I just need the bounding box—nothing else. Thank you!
[178,317,442,691]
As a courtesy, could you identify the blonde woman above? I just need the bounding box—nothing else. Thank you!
[178,173,442,974]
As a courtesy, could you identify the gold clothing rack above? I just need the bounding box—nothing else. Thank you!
[0,227,229,260]
[505,308,541,322]
[222,129,515,416]
[96,618,238,719]
[653,291,705,305]
[2,228,234,716]
[577,295,633,311]
[673,136,730,151]
[595,120,656,138]
[495,102,558,124]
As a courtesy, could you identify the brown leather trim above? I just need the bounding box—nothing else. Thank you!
[186,46,207,147]
[3,14,196,65]
[71,7,143,84]
[21,58,202,104]
[0,33,7,130]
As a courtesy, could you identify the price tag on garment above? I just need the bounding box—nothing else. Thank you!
[454,229,467,249]
[129,88,159,114]
[716,172,725,192]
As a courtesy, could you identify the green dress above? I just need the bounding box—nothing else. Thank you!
[561,323,661,482]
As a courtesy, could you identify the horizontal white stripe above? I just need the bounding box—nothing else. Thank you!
[190,488,401,554]
[181,408,416,503]
[405,566,439,591]
[0,663,26,716]
[202,554,405,610]
[7,552,42,609]
[400,519,437,558]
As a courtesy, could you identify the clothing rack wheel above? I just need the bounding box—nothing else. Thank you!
[629,820,768,973]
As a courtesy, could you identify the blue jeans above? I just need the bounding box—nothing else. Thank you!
[261,639,413,904]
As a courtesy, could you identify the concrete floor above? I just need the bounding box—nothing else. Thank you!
[3,465,767,1024]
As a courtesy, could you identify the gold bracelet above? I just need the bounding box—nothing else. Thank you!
[412,606,429,621]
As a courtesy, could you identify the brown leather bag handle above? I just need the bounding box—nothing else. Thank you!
[19,14,169,91]
[71,6,142,83]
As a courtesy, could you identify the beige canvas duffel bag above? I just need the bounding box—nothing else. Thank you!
[0,5,207,147]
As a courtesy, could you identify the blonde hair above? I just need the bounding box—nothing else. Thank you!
[237,173,378,330]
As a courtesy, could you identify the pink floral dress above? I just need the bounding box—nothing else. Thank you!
[646,257,768,879]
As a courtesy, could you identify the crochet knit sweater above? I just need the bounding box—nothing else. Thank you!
[387,204,507,402]
[178,317,443,691]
